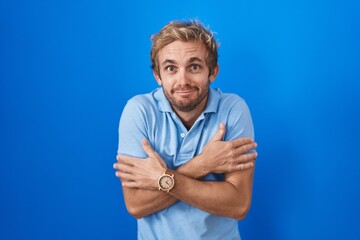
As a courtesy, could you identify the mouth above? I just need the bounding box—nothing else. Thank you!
[174,89,197,97]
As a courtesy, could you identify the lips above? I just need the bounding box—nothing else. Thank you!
[174,88,197,97]
[173,87,197,93]
[176,89,196,93]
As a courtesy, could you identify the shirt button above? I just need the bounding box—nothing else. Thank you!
[180,133,186,138]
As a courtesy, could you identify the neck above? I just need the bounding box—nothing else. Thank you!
[173,96,208,130]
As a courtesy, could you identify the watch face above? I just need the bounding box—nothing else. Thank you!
[159,175,174,190]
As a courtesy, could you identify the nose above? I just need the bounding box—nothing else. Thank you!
[177,69,191,86]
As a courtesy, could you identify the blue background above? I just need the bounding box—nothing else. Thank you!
[1,0,359,239]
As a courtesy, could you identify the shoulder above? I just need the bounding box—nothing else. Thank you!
[127,90,156,107]
[123,89,159,113]
[119,89,167,128]
[213,88,249,111]
[211,88,254,139]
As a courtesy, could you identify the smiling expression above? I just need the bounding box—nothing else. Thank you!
[154,40,218,113]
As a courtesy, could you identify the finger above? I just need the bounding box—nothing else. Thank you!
[237,151,258,163]
[230,138,254,148]
[235,142,257,155]
[121,181,138,188]
[116,171,134,181]
[237,160,255,171]
[141,139,167,169]
[117,154,138,166]
[209,123,226,143]
[141,139,157,159]
[114,162,135,174]
[113,162,119,170]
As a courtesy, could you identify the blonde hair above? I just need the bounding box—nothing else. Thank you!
[150,20,219,76]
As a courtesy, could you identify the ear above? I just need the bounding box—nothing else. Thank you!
[209,64,219,82]
[153,70,162,86]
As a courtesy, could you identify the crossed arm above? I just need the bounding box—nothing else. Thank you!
[113,123,257,219]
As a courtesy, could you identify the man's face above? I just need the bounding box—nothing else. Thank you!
[154,40,218,113]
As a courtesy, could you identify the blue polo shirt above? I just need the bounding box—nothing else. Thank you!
[118,87,254,240]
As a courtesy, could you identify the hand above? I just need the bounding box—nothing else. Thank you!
[114,139,167,190]
[198,123,258,174]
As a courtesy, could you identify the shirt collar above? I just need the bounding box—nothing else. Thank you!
[154,88,173,112]
[154,87,221,114]
[204,88,221,114]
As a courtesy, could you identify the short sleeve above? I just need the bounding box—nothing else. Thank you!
[224,96,255,141]
[117,98,148,158]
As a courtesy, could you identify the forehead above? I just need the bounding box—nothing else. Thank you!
[158,40,207,63]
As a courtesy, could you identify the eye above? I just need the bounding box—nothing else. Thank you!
[166,65,176,72]
[190,64,201,71]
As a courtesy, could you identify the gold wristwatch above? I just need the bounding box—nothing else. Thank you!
[158,170,175,192]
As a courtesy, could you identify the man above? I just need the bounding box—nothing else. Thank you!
[113,20,257,239]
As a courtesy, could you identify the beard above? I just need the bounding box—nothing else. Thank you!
[162,84,209,112]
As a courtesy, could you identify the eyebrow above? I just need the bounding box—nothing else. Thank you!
[160,57,205,67]
[161,59,176,66]
[188,57,204,64]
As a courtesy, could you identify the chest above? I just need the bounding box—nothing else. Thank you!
[149,112,218,169]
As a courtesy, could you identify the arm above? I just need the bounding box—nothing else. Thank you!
[115,142,193,219]
[116,160,193,219]
[115,124,257,219]
[167,163,254,220]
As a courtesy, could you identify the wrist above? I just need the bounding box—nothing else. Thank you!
[152,167,166,190]
[194,154,210,178]
[157,169,175,192]
[178,154,209,179]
